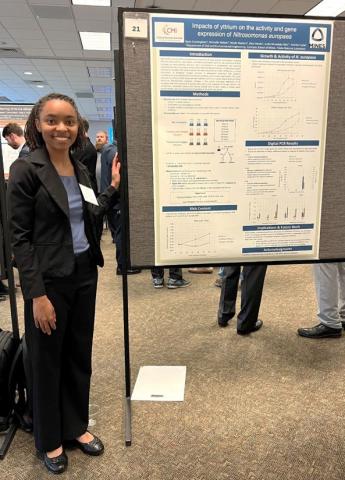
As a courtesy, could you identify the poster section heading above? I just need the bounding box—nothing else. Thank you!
[152,16,332,52]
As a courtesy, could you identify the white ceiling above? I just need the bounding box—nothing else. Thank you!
[0,0,337,121]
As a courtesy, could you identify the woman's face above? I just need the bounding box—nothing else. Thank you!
[35,99,79,153]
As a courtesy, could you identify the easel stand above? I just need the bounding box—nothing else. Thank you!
[114,50,132,446]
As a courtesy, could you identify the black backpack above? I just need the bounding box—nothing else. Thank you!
[0,329,32,432]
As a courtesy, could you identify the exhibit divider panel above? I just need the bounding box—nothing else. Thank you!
[118,8,345,269]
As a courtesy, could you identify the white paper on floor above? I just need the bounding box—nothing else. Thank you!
[131,366,186,401]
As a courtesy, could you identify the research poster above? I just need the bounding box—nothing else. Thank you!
[0,104,33,179]
[149,14,333,265]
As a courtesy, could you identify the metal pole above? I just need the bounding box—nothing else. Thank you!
[115,44,132,446]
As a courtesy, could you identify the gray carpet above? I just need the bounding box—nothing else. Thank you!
[1,232,345,479]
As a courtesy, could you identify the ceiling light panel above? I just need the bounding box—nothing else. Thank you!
[95,97,112,103]
[87,66,112,77]
[306,0,345,16]
[79,32,110,50]
[92,85,112,93]
[72,0,111,5]
[75,92,94,98]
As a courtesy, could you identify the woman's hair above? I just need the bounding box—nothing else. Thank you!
[25,93,86,151]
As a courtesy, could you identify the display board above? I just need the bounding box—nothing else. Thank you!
[119,9,345,266]
[0,104,33,179]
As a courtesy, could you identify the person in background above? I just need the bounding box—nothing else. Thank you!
[95,130,108,152]
[215,267,243,288]
[7,93,121,474]
[218,264,267,334]
[95,130,108,195]
[214,267,224,288]
[2,122,30,158]
[188,267,213,274]
[0,280,8,300]
[298,263,345,338]
[72,118,97,194]
[100,134,141,275]
[151,267,190,289]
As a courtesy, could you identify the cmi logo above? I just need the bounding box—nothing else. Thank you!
[309,27,327,49]
[155,22,184,43]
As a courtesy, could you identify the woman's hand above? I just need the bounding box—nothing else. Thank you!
[111,153,121,189]
[33,295,56,335]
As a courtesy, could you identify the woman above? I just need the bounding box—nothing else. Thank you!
[7,93,120,474]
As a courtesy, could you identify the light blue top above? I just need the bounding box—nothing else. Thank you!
[60,175,89,254]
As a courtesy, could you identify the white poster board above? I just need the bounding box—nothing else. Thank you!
[131,366,187,402]
[149,14,333,265]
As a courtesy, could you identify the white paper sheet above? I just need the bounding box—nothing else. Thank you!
[79,184,99,206]
[131,366,186,401]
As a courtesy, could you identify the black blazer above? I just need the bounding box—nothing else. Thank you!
[72,138,98,194]
[7,146,119,300]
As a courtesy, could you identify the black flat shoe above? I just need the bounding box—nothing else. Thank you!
[72,434,104,456]
[37,450,68,475]
[237,319,263,335]
[297,323,342,338]
[0,284,9,295]
[116,267,141,275]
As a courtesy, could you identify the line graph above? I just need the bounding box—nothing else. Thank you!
[252,108,302,139]
[177,232,211,248]
[166,223,216,256]
[258,112,301,136]
[255,73,297,103]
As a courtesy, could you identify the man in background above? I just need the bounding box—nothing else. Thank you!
[2,122,30,158]
[97,130,140,275]
[298,263,345,338]
[95,130,108,194]
[218,264,267,335]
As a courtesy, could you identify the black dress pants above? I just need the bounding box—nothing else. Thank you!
[107,208,121,267]
[151,267,182,280]
[217,264,267,332]
[24,250,98,452]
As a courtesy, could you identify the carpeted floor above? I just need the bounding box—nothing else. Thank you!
[1,231,345,479]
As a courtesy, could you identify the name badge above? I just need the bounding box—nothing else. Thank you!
[79,184,99,206]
